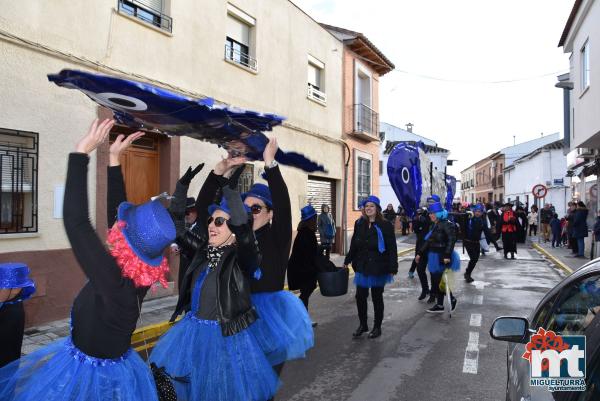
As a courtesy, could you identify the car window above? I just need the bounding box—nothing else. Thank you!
[546,275,600,336]
[531,296,555,330]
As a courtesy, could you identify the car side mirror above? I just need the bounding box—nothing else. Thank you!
[490,316,530,344]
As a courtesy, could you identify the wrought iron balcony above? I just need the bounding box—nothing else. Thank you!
[118,0,172,32]
[352,103,379,141]
[224,44,258,71]
[307,84,327,105]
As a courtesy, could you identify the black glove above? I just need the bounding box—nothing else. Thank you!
[179,163,204,186]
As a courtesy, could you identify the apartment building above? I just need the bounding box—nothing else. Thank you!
[0,0,344,325]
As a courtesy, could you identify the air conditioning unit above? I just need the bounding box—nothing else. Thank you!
[576,147,598,158]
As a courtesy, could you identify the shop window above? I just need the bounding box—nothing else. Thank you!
[0,129,38,234]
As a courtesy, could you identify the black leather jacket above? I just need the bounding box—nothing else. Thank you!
[170,185,261,337]
[418,219,457,259]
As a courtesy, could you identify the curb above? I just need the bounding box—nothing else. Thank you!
[532,243,574,275]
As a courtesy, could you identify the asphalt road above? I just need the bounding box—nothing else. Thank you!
[276,244,565,401]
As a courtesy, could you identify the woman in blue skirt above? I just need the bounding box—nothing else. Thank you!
[150,166,279,401]
[344,195,398,339]
[190,138,313,382]
[0,119,176,401]
[415,200,461,314]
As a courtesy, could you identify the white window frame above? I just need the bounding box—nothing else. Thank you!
[307,54,326,105]
[581,39,590,92]
[354,149,373,210]
[225,3,257,72]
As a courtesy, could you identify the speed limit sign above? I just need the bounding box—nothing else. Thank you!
[532,184,548,199]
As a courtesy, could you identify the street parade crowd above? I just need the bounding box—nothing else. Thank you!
[1,118,599,400]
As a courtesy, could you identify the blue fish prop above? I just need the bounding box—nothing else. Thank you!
[387,142,454,217]
[48,69,325,173]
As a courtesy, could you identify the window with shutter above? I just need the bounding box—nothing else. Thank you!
[0,129,38,234]
[117,0,171,32]
[224,5,257,71]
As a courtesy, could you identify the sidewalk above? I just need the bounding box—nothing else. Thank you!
[529,234,594,273]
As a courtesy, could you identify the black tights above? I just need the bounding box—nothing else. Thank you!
[267,363,285,401]
[299,284,316,309]
[356,286,384,328]
[465,242,480,276]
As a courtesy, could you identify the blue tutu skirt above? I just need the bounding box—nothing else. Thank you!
[247,291,314,366]
[0,337,157,401]
[149,313,279,401]
[353,272,393,288]
[427,250,461,274]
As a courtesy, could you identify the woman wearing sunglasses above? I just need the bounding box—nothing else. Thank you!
[150,167,279,401]
[190,139,313,391]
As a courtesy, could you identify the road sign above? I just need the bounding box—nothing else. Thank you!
[532,184,548,199]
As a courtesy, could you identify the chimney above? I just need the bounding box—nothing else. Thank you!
[406,122,413,133]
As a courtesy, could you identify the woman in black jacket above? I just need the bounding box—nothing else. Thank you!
[191,139,313,378]
[150,167,279,401]
[288,205,319,310]
[344,196,398,339]
[415,200,460,314]
[0,119,174,401]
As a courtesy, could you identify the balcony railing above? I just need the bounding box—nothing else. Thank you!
[118,0,172,32]
[307,84,327,105]
[224,44,258,71]
[353,103,379,141]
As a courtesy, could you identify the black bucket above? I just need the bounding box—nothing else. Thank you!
[317,267,349,297]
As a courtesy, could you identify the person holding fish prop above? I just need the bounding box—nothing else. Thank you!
[415,199,461,314]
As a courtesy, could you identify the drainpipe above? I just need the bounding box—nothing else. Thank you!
[342,141,351,255]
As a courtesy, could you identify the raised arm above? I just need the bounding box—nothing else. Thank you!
[263,138,292,250]
[63,119,122,293]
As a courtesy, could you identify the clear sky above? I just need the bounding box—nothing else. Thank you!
[292,0,574,177]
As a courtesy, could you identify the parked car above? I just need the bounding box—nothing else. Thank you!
[490,260,600,401]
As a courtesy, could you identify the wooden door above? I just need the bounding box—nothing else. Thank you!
[111,133,160,205]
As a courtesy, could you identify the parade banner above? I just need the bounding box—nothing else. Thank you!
[48,69,325,173]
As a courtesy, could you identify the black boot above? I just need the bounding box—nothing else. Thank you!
[352,324,369,338]
[464,273,474,283]
[427,294,436,303]
[368,326,382,339]
[418,289,430,301]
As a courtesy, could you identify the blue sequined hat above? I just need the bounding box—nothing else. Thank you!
[427,195,441,204]
[300,205,317,221]
[117,200,176,266]
[242,183,273,208]
[208,197,251,216]
[428,201,444,213]
[472,204,485,212]
[0,263,36,302]
[361,195,382,210]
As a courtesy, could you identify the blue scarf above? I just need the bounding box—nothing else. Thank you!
[373,223,385,253]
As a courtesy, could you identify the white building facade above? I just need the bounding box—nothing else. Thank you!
[504,140,571,216]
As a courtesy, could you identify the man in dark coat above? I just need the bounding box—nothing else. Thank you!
[463,204,493,283]
[409,207,431,299]
[571,201,589,258]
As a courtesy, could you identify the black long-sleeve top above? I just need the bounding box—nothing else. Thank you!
[417,219,457,259]
[196,165,292,293]
[63,153,147,359]
[464,216,492,243]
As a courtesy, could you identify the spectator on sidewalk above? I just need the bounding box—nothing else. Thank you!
[383,204,397,225]
[561,217,569,245]
[550,213,562,248]
[400,211,410,235]
[571,201,589,258]
[567,202,578,255]
[540,204,553,242]
[317,204,336,259]
[594,211,600,242]
[528,205,538,236]
[0,263,35,368]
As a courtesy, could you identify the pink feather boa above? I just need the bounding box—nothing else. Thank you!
[106,221,170,288]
